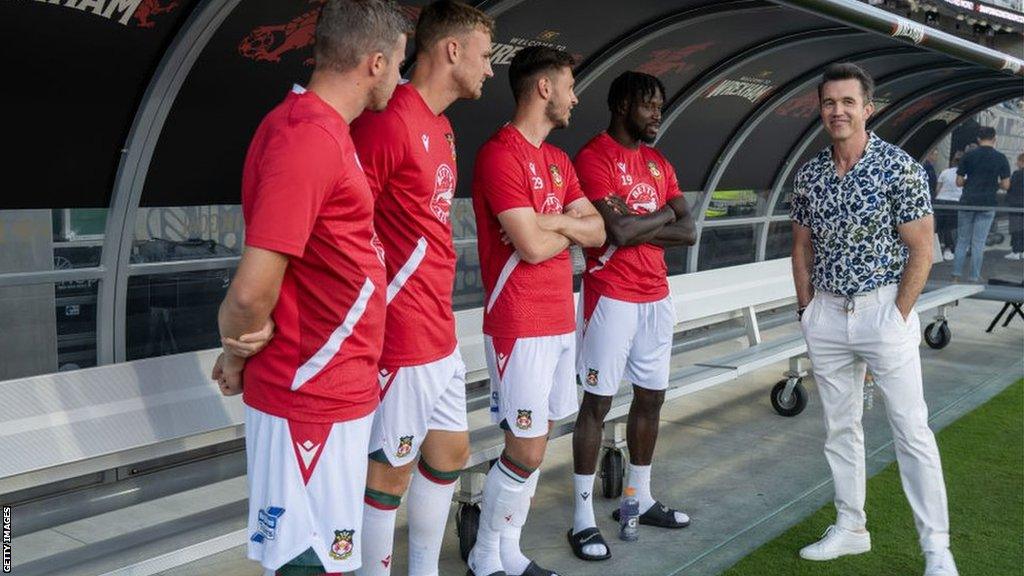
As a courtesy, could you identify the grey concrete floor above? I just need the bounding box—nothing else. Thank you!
[20,297,1020,576]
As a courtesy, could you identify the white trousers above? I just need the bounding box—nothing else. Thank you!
[801,284,950,553]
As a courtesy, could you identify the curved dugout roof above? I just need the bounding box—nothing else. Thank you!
[4,0,1022,213]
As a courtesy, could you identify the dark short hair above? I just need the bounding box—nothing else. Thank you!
[607,71,666,114]
[414,0,494,54]
[508,46,575,103]
[315,0,409,73]
[817,62,874,104]
[977,126,997,141]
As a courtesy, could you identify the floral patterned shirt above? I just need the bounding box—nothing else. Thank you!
[790,132,932,296]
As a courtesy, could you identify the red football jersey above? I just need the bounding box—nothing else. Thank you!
[472,124,585,338]
[351,84,458,367]
[241,88,386,423]
[575,132,683,302]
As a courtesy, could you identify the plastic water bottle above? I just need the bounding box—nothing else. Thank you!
[863,372,875,411]
[619,487,640,542]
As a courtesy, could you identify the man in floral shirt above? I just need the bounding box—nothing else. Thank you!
[790,63,957,576]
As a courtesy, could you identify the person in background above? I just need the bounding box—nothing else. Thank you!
[953,126,1011,282]
[1006,152,1024,260]
[923,148,939,201]
[934,151,963,261]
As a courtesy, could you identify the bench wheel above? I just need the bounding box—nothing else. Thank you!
[924,321,951,349]
[601,448,624,498]
[456,503,480,562]
[771,378,807,417]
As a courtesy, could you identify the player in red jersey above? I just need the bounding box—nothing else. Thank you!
[211,2,407,574]
[348,3,494,575]
[567,71,696,561]
[467,46,606,576]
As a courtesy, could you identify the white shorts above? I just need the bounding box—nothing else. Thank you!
[245,407,372,573]
[577,290,676,397]
[485,332,578,438]
[368,349,468,467]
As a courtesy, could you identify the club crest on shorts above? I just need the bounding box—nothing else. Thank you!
[515,409,532,430]
[647,160,662,179]
[586,368,599,386]
[396,435,414,458]
[548,164,563,187]
[250,506,285,543]
[329,529,355,561]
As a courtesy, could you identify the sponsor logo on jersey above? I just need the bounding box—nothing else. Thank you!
[421,134,430,152]
[627,183,659,214]
[431,164,456,223]
[549,164,564,188]
[586,368,599,386]
[647,160,662,179]
[251,506,285,543]
[515,409,533,430]
[617,162,627,174]
[541,192,563,214]
[330,529,355,561]
[396,435,414,458]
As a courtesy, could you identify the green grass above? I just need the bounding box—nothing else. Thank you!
[722,379,1024,576]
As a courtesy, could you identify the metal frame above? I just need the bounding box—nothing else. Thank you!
[573,0,774,93]
[867,72,1009,131]
[101,0,243,363]
[774,0,1024,75]
[688,46,921,270]
[897,86,1024,149]
[765,61,981,217]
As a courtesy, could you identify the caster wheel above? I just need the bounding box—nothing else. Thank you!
[771,378,808,417]
[924,321,951,349]
[456,503,480,562]
[600,448,624,498]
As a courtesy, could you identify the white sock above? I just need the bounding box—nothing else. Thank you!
[626,462,688,524]
[469,458,527,576]
[500,470,537,575]
[571,473,607,558]
[407,462,457,576]
[627,463,655,512]
[356,504,398,576]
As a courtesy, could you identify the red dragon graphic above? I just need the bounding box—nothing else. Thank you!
[775,90,820,119]
[635,42,715,78]
[239,1,420,65]
[133,0,179,28]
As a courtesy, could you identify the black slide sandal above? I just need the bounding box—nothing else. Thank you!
[566,527,612,561]
[612,501,690,529]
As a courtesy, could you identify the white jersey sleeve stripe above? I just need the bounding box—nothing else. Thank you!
[291,277,376,391]
[587,245,617,273]
[486,253,520,313]
[386,237,428,304]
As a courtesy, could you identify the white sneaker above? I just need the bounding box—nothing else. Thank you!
[943,249,954,261]
[924,548,959,576]
[799,525,871,561]
[1004,252,1022,260]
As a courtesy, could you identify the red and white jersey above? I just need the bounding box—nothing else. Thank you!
[351,84,458,367]
[472,124,585,338]
[575,132,684,302]
[241,88,386,424]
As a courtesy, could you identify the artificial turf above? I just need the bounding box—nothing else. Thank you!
[721,379,1024,576]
